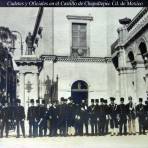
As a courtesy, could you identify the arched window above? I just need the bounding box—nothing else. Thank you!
[139,42,147,60]
[128,51,136,68]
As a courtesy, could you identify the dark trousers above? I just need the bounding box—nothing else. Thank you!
[59,120,67,136]
[104,119,109,134]
[82,120,88,135]
[119,117,127,135]
[90,120,97,135]
[99,117,106,135]
[110,117,118,129]
[75,120,83,136]
[1,120,9,137]
[139,117,145,134]
[29,120,37,137]
[49,120,57,136]
[16,120,25,137]
[39,120,47,137]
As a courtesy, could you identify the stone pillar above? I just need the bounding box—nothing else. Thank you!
[19,73,25,107]
[34,73,39,100]
[136,63,146,100]
[118,47,128,102]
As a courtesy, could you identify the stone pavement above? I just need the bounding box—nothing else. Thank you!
[0,135,148,148]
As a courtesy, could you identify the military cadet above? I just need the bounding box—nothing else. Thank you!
[104,99,109,135]
[80,99,89,135]
[38,100,47,137]
[144,100,148,131]
[94,99,99,135]
[58,97,68,136]
[117,97,127,136]
[98,98,106,136]
[67,97,75,136]
[47,100,58,137]
[1,100,11,137]
[0,101,3,138]
[108,97,118,136]
[88,99,97,136]
[35,99,41,136]
[136,98,146,135]
[14,99,25,138]
[74,102,82,136]
[27,99,37,137]
[126,96,136,135]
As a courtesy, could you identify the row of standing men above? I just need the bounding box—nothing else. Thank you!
[0,96,148,138]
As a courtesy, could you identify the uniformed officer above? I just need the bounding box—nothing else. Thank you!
[117,97,127,136]
[108,97,118,136]
[27,99,37,137]
[126,96,136,135]
[144,100,148,131]
[88,99,97,136]
[38,100,47,137]
[80,99,89,135]
[98,98,106,136]
[74,102,82,136]
[47,100,59,137]
[58,97,68,136]
[35,99,41,136]
[94,99,99,135]
[1,100,11,138]
[0,101,3,138]
[14,99,25,138]
[67,97,75,136]
[104,99,109,135]
[136,98,146,135]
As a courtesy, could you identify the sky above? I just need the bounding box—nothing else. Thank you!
[0,7,141,59]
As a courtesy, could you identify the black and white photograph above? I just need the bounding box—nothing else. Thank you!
[0,5,148,148]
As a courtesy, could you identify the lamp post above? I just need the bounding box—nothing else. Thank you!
[12,31,23,55]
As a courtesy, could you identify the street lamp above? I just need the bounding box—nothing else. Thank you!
[12,31,23,56]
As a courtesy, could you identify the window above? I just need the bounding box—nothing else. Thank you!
[72,23,87,49]
[66,15,93,57]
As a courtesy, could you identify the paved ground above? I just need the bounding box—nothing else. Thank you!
[0,135,148,148]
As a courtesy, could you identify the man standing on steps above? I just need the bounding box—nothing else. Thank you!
[14,99,25,138]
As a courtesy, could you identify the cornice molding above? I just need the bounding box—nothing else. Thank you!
[40,55,112,63]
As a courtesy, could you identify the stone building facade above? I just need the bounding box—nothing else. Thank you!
[16,8,118,107]
[111,7,148,103]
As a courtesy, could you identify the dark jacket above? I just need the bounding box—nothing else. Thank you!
[14,105,25,121]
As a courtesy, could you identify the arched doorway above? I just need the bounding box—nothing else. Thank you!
[139,42,147,60]
[71,80,88,104]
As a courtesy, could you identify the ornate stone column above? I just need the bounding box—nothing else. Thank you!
[34,73,39,100]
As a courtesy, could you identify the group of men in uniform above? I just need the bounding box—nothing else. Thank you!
[0,96,148,137]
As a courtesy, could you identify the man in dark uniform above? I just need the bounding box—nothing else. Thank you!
[88,99,97,136]
[0,101,3,138]
[94,99,99,135]
[59,97,68,136]
[144,100,148,131]
[74,102,82,136]
[38,100,47,137]
[108,97,118,136]
[80,99,89,135]
[1,100,11,137]
[47,100,58,137]
[67,97,75,136]
[104,99,109,135]
[14,99,25,138]
[126,96,136,135]
[136,98,146,135]
[98,98,106,136]
[117,97,127,136]
[27,99,37,137]
[35,99,41,136]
